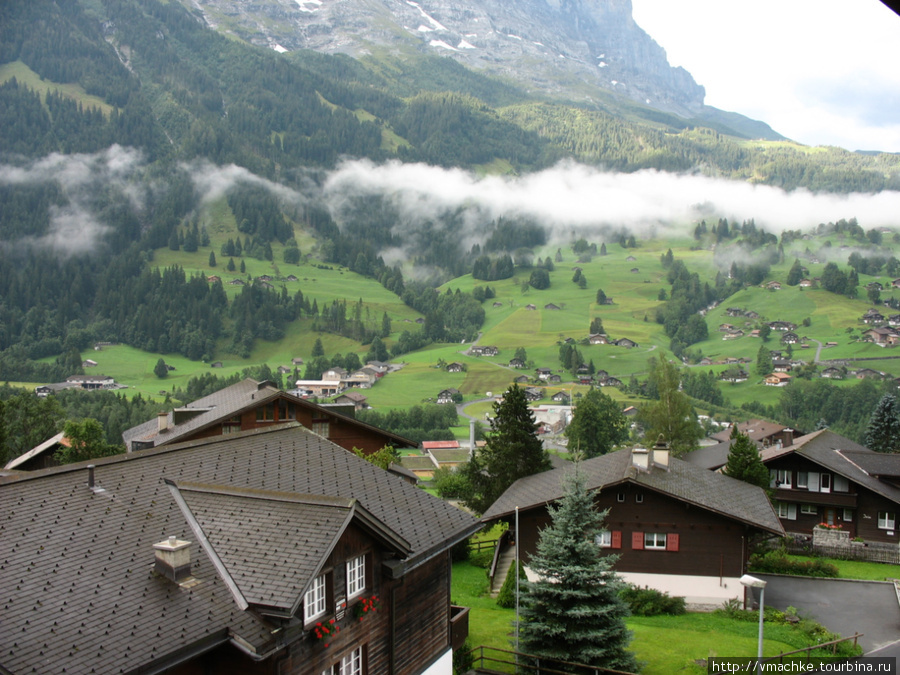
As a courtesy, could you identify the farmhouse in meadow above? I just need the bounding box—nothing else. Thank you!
[481,442,783,606]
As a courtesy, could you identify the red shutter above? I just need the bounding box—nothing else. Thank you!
[631,531,644,550]
[666,533,680,552]
[611,531,622,550]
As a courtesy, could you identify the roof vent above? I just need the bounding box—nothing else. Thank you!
[153,536,191,582]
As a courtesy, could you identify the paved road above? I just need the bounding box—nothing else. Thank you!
[751,574,900,655]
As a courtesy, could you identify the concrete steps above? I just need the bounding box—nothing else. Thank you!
[489,544,517,596]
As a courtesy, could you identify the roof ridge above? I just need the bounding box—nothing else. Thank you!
[174,480,356,508]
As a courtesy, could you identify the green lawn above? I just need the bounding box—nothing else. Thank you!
[451,561,840,675]
[781,554,900,581]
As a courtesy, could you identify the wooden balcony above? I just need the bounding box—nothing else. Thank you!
[450,605,470,650]
[774,488,857,508]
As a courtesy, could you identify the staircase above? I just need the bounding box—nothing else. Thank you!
[489,543,517,596]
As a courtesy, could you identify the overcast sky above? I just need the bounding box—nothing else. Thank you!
[631,0,900,153]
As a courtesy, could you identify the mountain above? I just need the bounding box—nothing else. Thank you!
[182,0,707,118]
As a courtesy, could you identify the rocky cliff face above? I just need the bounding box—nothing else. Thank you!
[184,0,706,116]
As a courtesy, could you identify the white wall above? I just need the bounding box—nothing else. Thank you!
[420,647,453,675]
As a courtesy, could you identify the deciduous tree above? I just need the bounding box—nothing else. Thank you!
[565,388,628,458]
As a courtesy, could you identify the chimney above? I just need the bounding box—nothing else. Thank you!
[87,464,95,488]
[157,411,169,433]
[631,446,650,472]
[153,536,192,582]
[783,428,794,447]
[651,435,670,471]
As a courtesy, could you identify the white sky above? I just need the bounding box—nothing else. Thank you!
[631,0,900,153]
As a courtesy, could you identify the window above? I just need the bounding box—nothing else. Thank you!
[595,531,611,548]
[635,493,644,504]
[878,511,895,530]
[834,475,849,492]
[644,532,667,550]
[322,646,364,675]
[842,509,853,522]
[616,492,625,503]
[776,502,797,520]
[305,574,327,623]
[347,555,366,598]
[773,469,791,488]
[312,419,330,437]
[796,472,808,489]
[278,399,297,421]
[800,504,817,516]
[256,403,275,421]
[820,474,831,493]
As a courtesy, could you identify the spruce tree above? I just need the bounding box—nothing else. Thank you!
[723,426,769,488]
[460,384,551,515]
[518,466,639,673]
[864,394,900,453]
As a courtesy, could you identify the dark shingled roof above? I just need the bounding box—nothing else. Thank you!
[0,424,479,675]
[482,448,783,536]
[121,378,413,450]
[763,429,900,506]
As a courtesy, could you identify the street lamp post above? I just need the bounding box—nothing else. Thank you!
[740,574,767,675]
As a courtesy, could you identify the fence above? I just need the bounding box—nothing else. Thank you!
[462,645,636,675]
[764,633,863,662]
[784,531,900,564]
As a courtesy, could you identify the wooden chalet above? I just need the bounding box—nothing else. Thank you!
[122,379,414,456]
[711,421,795,449]
[446,362,465,373]
[65,374,115,390]
[482,444,782,606]
[436,388,460,404]
[2,432,70,472]
[0,424,480,675]
[762,429,900,544]
[614,338,638,348]
[508,358,526,369]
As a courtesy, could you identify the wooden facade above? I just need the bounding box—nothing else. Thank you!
[765,454,900,543]
[166,526,456,675]
[513,483,752,579]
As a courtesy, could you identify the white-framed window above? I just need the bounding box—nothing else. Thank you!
[312,420,330,437]
[842,509,853,522]
[878,511,895,530]
[776,502,797,520]
[304,574,327,623]
[796,472,808,489]
[595,531,612,548]
[820,474,831,493]
[346,555,366,598]
[834,475,849,492]
[635,493,644,504]
[800,504,817,515]
[616,492,625,502]
[644,532,667,550]
[322,646,364,675]
[773,469,791,488]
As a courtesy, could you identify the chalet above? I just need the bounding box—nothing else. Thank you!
[210,361,224,368]
[82,358,98,368]
[492,301,503,308]
[600,377,623,387]
[748,329,761,338]
[332,391,369,411]
[594,369,610,380]
[524,387,544,402]
[436,388,460,404]
[345,368,378,388]
[711,420,794,448]
[66,374,115,390]
[745,311,760,320]
[578,375,594,385]
[525,304,536,310]
[535,367,553,380]
[889,315,900,327]
[718,323,736,332]
[726,307,744,317]
[861,309,885,324]
[122,379,413,456]
[798,279,814,288]
[765,372,792,386]
[508,358,526,369]
[228,279,245,286]
[415,318,425,324]
[207,275,221,283]
[470,345,499,356]
[544,303,561,311]
[867,282,884,291]
[446,362,465,373]
[761,429,900,544]
[277,365,293,375]
[482,444,782,606]
[893,278,900,289]
[768,321,795,331]
[854,368,886,380]
[547,374,562,383]
[34,382,80,397]
[322,366,349,381]
[719,369,749,383]
[723,330,744,340]
[765,281,782,290]
[285,274,299,282]
[821,367,845,380]
[614,338,638,348]
[0,424,480,675]
[862,327,899,346]
[622,406,638,417]
[551,391,570,404]
[365,361,390,377]
[630,268,640,274]
[2,432,70,472]
[781,331,799,344]
[626,255,636,262]
[292,357,305,366]
[588,334,609,345]
[514,375,531,384]
[772,359,792,372]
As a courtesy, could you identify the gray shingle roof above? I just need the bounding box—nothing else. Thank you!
[0,424,479,674]
[482,448,783,535]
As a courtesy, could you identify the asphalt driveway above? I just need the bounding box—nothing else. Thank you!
[749,574,900,655]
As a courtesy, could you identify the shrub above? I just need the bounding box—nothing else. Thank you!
[619,584,686,616]
[496,561,526,608]
[468,549,493,569]
[749,550,839,577]
[433,466,469,499]
[453,640,474,675]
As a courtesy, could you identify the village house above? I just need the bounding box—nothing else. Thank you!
[469,345,499,356]
[446,362,465,373]
[551,391,571,404]
[711,420,795,449]
[761,429,900,543]
[861,309,885,325]
[524,387,544,402]
[123,379,413,456]
[344,367,378,388]
[765,281,782,290]
[821,367,845,380]
[862,327,900,346]
[719,369,749,383]
[294,379,344,397]
[436,388,460,404]
[508,357,526,369]
[588,333,609,345]
[65,374,116,390]
[726,307,744,317]
[854,368,886,380]
[781,331,799,344]
[2,432,70,472]
[0,424,480,675]
[614,338,638,348]
[765,372,792,387]
[535,367,553,380]
[482,443,782,606]
[514,374,531,384]
[332,391,370,411]
[723,330,744,340]
[599,376,624,387]
[798,278,814,288]
[544,303,561,311]
[322,366,349,381]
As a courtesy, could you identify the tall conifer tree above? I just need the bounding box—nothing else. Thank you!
[865,394,900,453]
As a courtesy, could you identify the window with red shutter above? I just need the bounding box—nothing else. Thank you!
[631,531,644,550]
[666,533,680,552]
[611,531,622,549]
